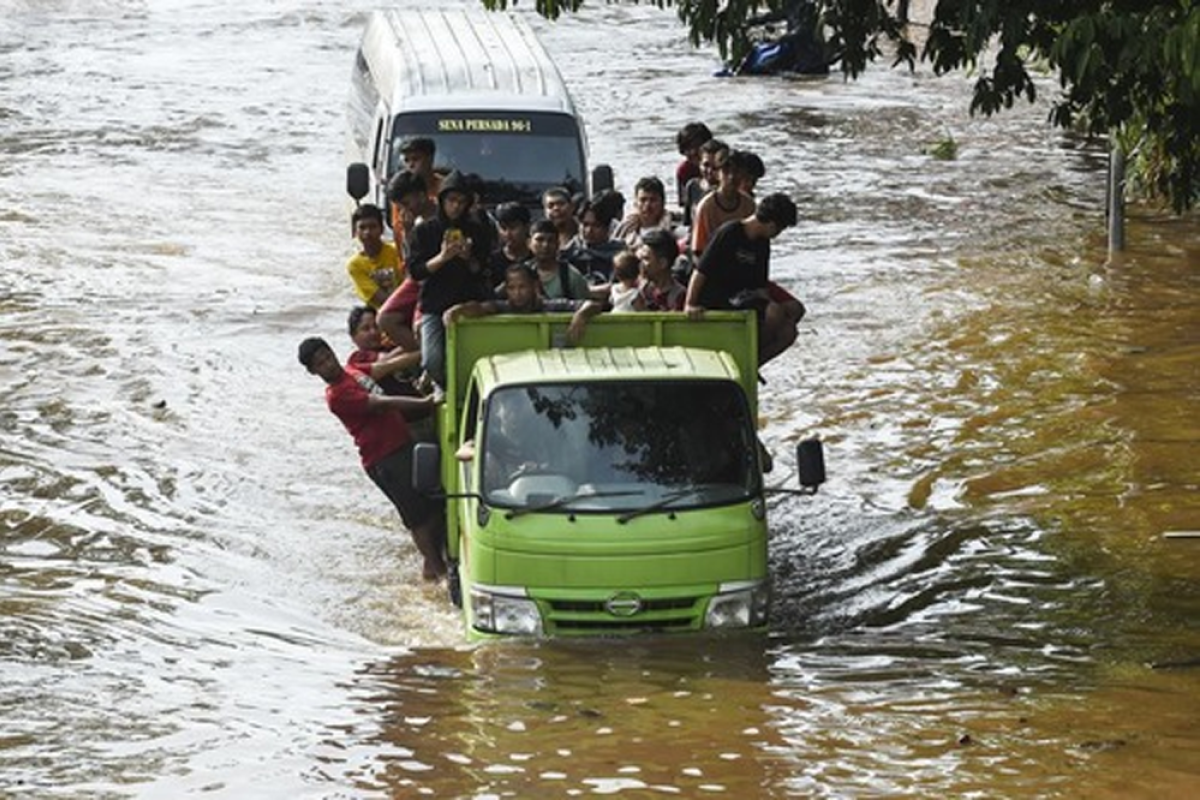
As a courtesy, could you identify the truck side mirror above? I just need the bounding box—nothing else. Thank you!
[591,163,614,194]
[796,438,826,492]
[347,162,371,203]
[412,443,442,494]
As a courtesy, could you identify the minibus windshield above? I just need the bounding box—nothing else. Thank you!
[480,381,759,512]
[391,111,587,203]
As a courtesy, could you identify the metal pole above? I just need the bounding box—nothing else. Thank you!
[1108,142,1126,254]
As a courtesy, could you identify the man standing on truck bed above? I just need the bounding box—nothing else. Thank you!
[406,170,494,389]
[684,192,803,366]
[297,337,447,581]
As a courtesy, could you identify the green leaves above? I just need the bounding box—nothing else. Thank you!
[486,0,1200,210]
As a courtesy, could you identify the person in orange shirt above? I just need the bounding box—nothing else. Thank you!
[690,149,757,257]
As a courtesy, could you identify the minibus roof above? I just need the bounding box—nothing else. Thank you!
[362,8,579,116]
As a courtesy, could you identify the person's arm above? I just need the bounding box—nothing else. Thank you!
[587,281,611,302]
[443,299,497,327]
[366,392,438,416]
[690,198,711,257]
[567,266,593,303]
[426,231,471,275]
[684,269,707,320]
[409,223,469,280]
[455,439,476,463]
[366,284,390,310]
[368,347,420,382]
[566,300,606,344]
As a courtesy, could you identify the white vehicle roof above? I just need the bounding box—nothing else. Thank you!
[361,8,578,116]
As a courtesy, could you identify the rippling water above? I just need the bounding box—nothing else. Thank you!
[2,1,1199,797]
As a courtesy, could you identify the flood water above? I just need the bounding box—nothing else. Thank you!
[2,1,1199,797]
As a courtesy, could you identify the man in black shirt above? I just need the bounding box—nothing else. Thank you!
[685,192,802,366]
[407,170,493,387]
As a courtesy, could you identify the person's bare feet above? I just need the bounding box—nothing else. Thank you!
[422,558,447,582]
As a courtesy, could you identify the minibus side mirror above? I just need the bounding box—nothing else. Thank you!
[412,443,442,494]
[347,162,371,203]
[797,438,826,492]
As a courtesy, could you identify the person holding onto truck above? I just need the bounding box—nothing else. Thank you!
[731,152,808,352]
[406,170,494,389]
[684,192,804,366]
[346,306,422,398]
[442,263,605,345]
[297,336,447,581]
[346,204,403,311]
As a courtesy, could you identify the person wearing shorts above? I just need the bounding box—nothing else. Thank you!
[298,336,447,581]
[685,192,803,366]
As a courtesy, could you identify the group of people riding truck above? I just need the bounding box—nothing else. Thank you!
[301,121,807,584]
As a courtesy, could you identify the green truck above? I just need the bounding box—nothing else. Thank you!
[413,311,824,637]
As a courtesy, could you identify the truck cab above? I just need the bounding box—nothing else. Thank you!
[415,312,822,637]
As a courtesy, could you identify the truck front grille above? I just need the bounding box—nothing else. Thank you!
[543,595,704,634]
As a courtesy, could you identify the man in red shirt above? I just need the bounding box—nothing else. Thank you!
[298,337,446,581]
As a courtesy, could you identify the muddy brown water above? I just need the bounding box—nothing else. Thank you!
[2,2,1198,797]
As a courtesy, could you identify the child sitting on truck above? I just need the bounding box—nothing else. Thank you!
[443,263,606,346]
[607,250,642,312]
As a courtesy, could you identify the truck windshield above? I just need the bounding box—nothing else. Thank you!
[480,381,759,512]
[390,111,587,204]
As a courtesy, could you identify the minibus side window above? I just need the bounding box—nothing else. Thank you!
[371,117,386,178]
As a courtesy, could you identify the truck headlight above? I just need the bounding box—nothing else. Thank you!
[705,580,770,629]
[471,586,542,636]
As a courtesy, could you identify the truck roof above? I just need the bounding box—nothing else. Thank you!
[476,347,744,391]
[447,313,760,414]
[362,8,578,115]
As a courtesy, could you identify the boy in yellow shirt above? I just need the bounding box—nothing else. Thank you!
[346,204,403,310]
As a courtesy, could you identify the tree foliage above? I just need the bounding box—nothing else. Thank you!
[483,0,1200,211]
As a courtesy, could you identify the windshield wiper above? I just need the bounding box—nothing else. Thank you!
[616,487,707,524]
[505,489,642,519]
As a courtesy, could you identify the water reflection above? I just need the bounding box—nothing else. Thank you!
[356,638,792,796]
